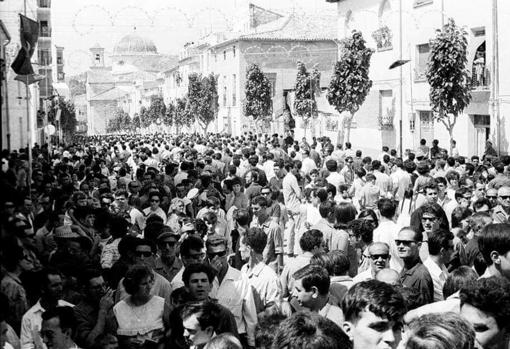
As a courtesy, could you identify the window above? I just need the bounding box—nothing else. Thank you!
[38,0,50,8]
[414,0,433,7]
[40,21,49,37]
[57,56,63,65]
[38,49,51,65]
[379,90,394,127]
[416,43,430,80]
[95,54,101,63]
[233,46,236,57]
[223,50,227,60]
[232,74,236,106]
[223,86,227,107]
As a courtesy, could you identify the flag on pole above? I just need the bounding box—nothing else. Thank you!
[11,14,39,76]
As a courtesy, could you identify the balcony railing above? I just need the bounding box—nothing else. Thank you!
[471,66,490,90]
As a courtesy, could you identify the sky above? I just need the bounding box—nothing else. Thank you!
[51,0,331,75]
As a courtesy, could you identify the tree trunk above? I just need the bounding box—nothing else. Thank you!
[345,113,354,143]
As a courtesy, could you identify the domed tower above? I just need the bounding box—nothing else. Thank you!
[112,33,158,57]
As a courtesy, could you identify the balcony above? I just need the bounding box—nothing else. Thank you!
[39,26,51,38]
[471,66,490,90]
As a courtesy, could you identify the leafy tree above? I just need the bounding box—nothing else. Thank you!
[327,31,374,144]
[243,64,272,131]
[145,95,166,127]
[186,73,218,134]
[174,97,191,133]
[132,113,141,130]
[67,73,86,98]
[140,106,149,128]
[164,102,175,127]
[294,61,321,136]
[426,18,471,153]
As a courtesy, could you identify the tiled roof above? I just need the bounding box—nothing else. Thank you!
[90,86,129,101]
[239,10,338,41]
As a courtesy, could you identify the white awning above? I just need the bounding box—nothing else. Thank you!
[52,82,70,99]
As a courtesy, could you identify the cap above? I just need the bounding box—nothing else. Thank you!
[54,225,81,239]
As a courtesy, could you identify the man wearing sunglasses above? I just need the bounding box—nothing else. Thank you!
[396,227,433,305]
[154,229,183,283]
[207,235,257,348]
[492,186,510,224]
[352,242,392,285]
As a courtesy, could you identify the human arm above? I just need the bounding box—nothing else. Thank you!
[80,289,115,347]
[242,279,258,347]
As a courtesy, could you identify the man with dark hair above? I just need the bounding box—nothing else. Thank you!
[181,301,234,349]
[40,307,78,349]
[460,277,510,349]
[342,280,406,349]
[239,228,280,318]
[293,264,344,327]
[325,159,343,190]
[372,160,391,198]
[478,223,510,279]
[280,229,324,316]
[250,196,283,272]
[396,227,433,305]
[272,312,352,349]
[171,236,206,290]
[374,199,402,272]
[207,235,257,347]
[21,269,73,349]
[313,200,348,254]
[73,269,115,348]
[423,229,454,301]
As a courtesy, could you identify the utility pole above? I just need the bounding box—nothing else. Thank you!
[399,0,403,157]
[492,0,500,155]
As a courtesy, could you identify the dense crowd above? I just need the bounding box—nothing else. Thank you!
[1,130,510,349]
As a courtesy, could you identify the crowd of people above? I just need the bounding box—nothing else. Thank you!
[1,130,509,349]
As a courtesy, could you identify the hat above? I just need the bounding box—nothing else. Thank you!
[180,222,195,233]
[157,230,180,241]
[54,225,81,239]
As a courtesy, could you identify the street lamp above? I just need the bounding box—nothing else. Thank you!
[389,59,410,158]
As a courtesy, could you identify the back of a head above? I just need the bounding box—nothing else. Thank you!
[405,312,475,349]
[378,198,396,219]
[299,229,323,252]
[272,312,352,349]
[442,266,478,299]
[478,223,510,266]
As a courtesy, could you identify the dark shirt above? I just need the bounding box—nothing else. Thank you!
[400,261,434,305]
[74,299,116,348]
[153,257,183,283]
[462,237,482,267]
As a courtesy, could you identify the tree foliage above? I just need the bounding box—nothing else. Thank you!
[164,102,175,126]
[174,97,192,129]
[426,18,471,144]
[294,61,321,123]
[132,113,141,130]
[145,95,167,127]
[47,97,77,142]
[186,73,218,133]
[243,64,272,122]
[106,108,131,133]
[327,31,374,142]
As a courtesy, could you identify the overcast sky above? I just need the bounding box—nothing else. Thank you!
[51,0,330,75]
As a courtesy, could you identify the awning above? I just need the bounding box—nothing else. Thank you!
[52,82,70,99]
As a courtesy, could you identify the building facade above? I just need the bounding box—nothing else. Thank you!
[324,0,504,157]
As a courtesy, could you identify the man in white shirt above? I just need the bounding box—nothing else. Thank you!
[352,242,392,285]
[239,228,281,318]
[423,229,454,302]
[373,199,403,272]
[21,270,73,349]
[325,159,344,190]
[282,161,302,256]
[207,235,258,347]
[390,159,411,204]
[300,149,317,176]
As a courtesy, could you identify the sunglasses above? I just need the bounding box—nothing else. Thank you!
[207,250,227,259]
[500,196,510,200]
[261,192,271,195]
[370,254,390,260]
[395,240,417,246]
[151,200,160,203]
[421,217,437,222]
[136,251,152,257]
[159,240,177,247]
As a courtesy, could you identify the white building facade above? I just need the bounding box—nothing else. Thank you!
[325,0,505,157]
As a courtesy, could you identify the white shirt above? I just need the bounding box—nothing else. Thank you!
[282,172,301,212]
[21,300,74,349]
[423,257,448,302]
[301,157,317,175]
[170,266,185,290]
[241,261,281,313]
[210,266,258,346]
[373,220,404,272]
[326,172,345,189]
[391,169,411,202]
[352,268,373,285]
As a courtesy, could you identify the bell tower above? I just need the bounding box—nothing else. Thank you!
[89,43,105,68]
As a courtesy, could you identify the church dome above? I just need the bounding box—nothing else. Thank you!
[113,33,158,55]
